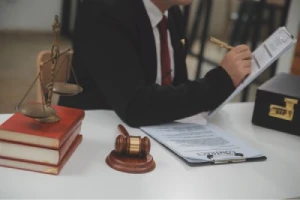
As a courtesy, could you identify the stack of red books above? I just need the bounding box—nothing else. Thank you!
[0,106,84,175]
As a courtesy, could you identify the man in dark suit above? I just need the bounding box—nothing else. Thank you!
[59,0,252,127]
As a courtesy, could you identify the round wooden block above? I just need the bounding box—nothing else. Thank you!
[106,150,156,173]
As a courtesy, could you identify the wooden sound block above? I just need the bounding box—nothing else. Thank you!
[106,150,156,174]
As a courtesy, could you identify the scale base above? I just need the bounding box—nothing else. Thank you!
[35,114,60,123]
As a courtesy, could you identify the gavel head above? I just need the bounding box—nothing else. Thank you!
[115,135,150,157]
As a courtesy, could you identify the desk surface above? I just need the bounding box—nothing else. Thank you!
[0,103,299,199]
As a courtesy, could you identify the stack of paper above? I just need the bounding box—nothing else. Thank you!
[141,123,266,165]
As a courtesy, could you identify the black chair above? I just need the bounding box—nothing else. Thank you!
[184,0,214,80]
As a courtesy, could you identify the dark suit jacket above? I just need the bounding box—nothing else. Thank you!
[59,0,235,127]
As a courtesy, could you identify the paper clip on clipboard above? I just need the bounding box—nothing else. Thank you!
[207,153,246,164]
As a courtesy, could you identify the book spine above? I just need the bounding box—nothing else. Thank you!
[58,123,81,162]
[57,135,83,174]
[58,119,83,149]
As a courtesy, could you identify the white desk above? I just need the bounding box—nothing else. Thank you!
[0,103,299,199]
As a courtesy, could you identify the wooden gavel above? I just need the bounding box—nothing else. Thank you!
[115,124,150,157]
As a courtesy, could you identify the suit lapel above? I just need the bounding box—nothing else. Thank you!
[134,0,157,84]
[168,8,188,85]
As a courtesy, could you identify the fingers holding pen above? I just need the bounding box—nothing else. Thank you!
[221,45,253,87]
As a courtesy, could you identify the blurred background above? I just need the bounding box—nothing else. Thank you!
[0,0,299,114]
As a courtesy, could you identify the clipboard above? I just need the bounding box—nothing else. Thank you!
[182,153,267,166]
[140,122,267,167]
[206,26,297,119]
[144,133,267,166]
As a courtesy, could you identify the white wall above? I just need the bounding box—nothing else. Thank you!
[276,0,300,74]
[0,0,62,31]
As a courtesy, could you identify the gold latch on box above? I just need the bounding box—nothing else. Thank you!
[269,98,298,121]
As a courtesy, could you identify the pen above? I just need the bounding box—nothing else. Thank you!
[209,37,233,50]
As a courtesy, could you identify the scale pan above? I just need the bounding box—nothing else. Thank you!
[17,103,55,118]
[51,83,83,96]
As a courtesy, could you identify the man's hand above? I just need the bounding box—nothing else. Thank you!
[220,45,252,87]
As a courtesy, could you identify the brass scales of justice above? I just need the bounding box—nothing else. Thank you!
[15,15,83,123]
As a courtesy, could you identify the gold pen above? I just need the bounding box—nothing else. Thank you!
[209,37,233,50]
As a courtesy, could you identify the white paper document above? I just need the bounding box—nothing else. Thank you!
[207,26,297,118]
[140,123,264,164]
[176,113,207,125]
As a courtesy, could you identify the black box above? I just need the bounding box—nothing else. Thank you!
[252,73,300,136]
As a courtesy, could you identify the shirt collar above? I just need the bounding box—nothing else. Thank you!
[142,0,168,28]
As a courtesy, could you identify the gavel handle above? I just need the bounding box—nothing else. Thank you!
[118,124,130,137]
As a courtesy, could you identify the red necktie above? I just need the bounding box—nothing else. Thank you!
[158,16,172,85]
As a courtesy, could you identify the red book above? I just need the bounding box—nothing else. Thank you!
[0,105,84,149]
[0,134,82,175]
[0,123,81,165]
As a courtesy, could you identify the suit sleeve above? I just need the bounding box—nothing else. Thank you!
[80,10,235,127]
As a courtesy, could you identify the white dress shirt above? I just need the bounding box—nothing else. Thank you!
[142,0,175,85]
